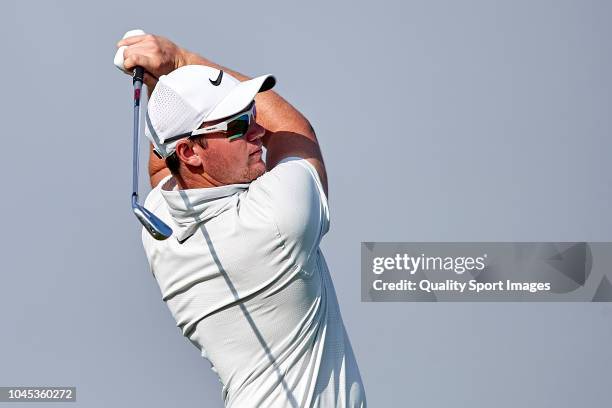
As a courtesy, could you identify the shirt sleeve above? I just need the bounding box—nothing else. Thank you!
[251,157,330,264]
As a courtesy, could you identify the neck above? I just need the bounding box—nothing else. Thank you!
[175,170,225,190]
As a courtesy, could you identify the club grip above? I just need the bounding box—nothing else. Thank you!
[133,66,145,85]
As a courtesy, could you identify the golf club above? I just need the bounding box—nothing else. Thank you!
[115,29,173,240]
[129,51,173,240]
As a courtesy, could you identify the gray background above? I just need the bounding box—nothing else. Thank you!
[1,0,611,406]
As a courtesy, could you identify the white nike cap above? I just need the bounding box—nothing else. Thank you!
[145,65,275,159]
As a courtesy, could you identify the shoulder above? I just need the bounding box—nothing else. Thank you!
[248,157,330,248]
[254,157,327,201]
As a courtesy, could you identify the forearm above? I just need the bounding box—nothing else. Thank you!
[148,143,170,187]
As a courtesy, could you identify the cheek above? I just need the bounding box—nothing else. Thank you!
[229,140,249,162]
[218,140,248,168]
[202,140,248,179]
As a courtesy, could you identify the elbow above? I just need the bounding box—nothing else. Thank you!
[307,120,316,137]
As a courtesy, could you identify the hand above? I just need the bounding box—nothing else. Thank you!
[116,34,187,89]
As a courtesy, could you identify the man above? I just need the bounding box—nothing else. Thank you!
[116,33,366,407]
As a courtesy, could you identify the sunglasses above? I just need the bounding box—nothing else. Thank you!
[190,102,257,141]
[164,102,257,146]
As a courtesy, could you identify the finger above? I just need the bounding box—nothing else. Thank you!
[115,46,151,74]
[123,54,152,72]
[124,43,166,73]
[117,34,150,48]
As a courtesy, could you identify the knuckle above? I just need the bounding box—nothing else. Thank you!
[132,56,144,68]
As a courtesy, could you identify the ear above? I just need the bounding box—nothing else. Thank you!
[175,140,204,167]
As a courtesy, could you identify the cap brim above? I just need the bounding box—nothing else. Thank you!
[205,74,276,122]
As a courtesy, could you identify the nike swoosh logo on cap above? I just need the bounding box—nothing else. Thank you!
[210,70,223,86]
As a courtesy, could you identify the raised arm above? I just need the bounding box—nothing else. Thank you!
[117,34,327,196]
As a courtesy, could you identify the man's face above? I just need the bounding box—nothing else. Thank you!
[191,109,266,185]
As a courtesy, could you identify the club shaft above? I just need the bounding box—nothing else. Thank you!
[132,68,144,199]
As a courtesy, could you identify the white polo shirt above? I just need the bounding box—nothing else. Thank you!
[141,157,366,407]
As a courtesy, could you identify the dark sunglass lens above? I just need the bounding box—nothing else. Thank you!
[227,114,250,140]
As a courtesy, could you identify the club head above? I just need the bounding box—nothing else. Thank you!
[132,201,173,240]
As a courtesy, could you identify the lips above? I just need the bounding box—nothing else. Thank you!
[249,148,262,156]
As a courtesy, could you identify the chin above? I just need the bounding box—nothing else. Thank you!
[251,162,267,180]
[241,161,266,183]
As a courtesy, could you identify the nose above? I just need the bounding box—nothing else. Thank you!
[246,122,265,142]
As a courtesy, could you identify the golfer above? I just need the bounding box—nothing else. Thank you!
[117,33,366,407]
